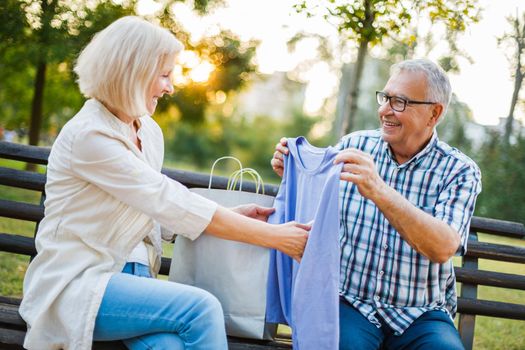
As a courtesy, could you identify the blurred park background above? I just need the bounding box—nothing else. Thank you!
[0,1,524,348]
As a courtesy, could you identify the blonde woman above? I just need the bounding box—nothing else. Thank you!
[19,16,309,350]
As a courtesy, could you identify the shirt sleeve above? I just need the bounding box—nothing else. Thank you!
[70,127,217,240]
[434,163,482,255]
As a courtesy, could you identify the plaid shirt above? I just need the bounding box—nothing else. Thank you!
[337,129,481,335]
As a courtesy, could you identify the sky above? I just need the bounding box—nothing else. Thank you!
[139,0,525,126]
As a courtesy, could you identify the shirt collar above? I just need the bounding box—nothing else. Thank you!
[383,131,439,169]
[88,99,143,139]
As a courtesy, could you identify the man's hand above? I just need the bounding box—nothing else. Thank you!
[231,204,275,222]
[270,137,289,177]
[334,148,388,201]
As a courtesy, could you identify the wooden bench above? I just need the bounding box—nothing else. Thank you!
[1,140,524,349]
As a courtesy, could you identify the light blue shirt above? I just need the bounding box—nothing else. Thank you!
[266,137,342,350]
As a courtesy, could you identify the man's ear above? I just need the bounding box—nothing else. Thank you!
[429,104,444,126]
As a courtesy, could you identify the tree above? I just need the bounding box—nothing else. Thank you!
[498,10,525,145]
[0,0,136,150]
[294,0,480,137]
[475,132,525,222]
[155,7,259,124]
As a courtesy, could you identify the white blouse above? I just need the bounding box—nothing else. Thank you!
[19,99,217,350]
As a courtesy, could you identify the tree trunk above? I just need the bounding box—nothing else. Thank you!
[340,39,369,138]
[504,66,523,144]
[332,64,352,142]
[28,62,47,147]
[26,61,46,171]
[504,15,525,145]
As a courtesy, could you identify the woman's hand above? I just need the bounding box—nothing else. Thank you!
[273,221,310,262]
[231,204,275,222]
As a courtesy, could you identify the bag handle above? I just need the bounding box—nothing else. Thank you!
[209,156,243,191]
[228,168,266,194]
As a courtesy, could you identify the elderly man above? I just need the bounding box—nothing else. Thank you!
[271,59,481,350]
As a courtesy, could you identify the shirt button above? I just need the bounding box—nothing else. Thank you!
[383,244,388,250]
[374,295,380,301]
[379,270,384,276]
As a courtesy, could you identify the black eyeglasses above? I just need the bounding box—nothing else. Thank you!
[376,91,436,112]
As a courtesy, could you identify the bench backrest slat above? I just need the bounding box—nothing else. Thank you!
[458,298,525,321]
[470,216,525,239]
[0,233,36,256]
[0,141,49,165]
[0,200,43,222]
[0,167,46,191]
[455,267,525,290]
[466,241,525,264]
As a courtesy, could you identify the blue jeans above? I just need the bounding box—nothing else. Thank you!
[93,262,227,350]
[339,299,465,350]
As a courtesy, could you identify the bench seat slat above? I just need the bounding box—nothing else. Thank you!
[0,303,24,328]
[0,328,26,349]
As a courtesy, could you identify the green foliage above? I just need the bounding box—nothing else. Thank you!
[0,0,136,140]
[475,133,525,223]
[165,108,322,184]
[294,0,480,50]
[158,28,259,124]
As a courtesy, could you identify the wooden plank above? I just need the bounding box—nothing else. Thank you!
[0,233,36,256]
[466,241,525,264]
[93,341,127,349]
[458,298,525,320]
[457,233,478,350]
[0,303,25,328]
[228,337,291,349]
[455,267,525,290]
[0,167,45,192]
[0,328,25,348]
[0,142,50,165]
[160,256,171,276]
[0,200,43,222]
[161,168,279,196]
[0,297,21,306]
[470,216,525,239]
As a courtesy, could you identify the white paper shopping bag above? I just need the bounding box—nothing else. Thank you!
[169,157,277,339]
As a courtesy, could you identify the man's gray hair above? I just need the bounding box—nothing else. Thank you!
[390,58,452,118]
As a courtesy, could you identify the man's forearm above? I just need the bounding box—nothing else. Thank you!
[373,185,461,263]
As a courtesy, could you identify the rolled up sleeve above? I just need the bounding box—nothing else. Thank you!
[434,164,482,255]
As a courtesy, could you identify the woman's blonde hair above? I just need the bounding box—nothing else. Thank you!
[74,16,183,118]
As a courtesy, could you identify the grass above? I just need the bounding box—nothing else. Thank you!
[0,159,523,348]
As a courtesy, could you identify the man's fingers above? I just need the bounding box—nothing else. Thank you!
[275,143,289,155]
[342,163,366,174]
[340,172,359,182]
[334,148,371,165]
[271,158,283,168]
[273,150,284,160]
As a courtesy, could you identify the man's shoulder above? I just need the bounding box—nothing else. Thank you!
[434,139,480,174]
[339,129,382,149]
